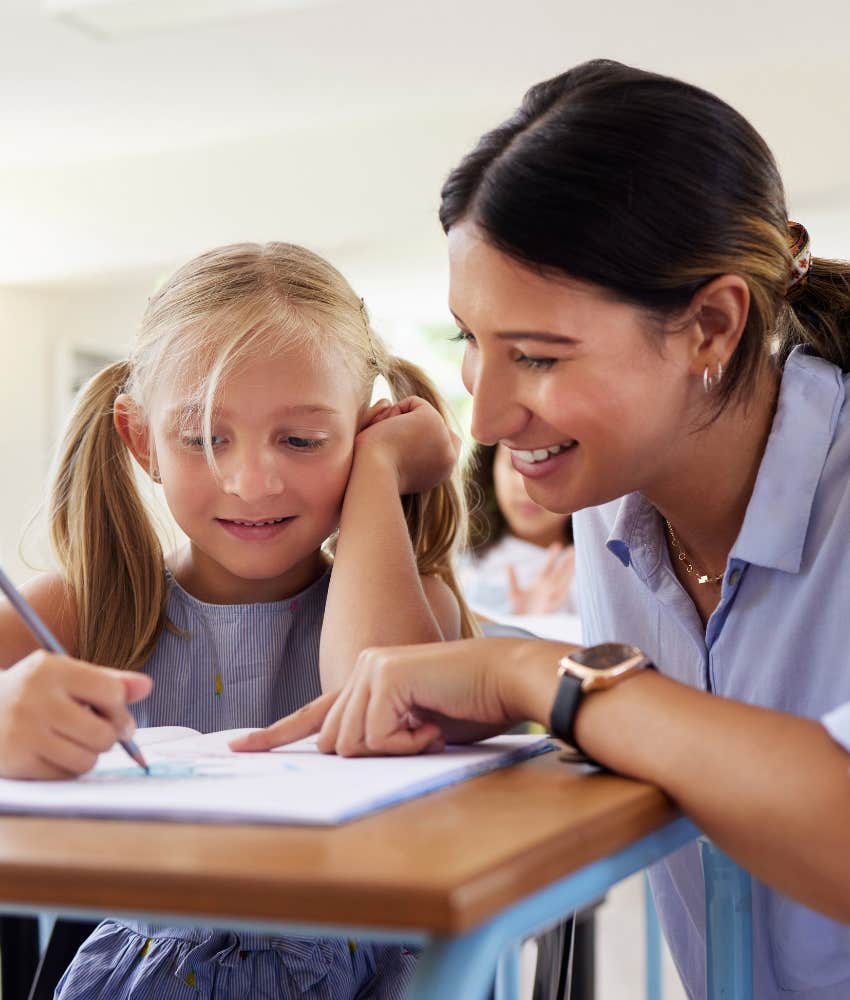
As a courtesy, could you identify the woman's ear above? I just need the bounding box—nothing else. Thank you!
[113,394,159,481]
[686,274,750,378]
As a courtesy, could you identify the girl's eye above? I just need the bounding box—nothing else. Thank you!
[181,434,225,448]
[518,355,557,371]
[285,436,324,450]
[450,329,475,345]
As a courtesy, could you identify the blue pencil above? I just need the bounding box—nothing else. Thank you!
[0,564,149,774]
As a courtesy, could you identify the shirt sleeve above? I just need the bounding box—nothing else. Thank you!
[821,700,850,754]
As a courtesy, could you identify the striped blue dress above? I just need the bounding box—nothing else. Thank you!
[54,569,415,1000]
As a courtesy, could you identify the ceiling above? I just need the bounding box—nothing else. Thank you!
[3,0,850,293]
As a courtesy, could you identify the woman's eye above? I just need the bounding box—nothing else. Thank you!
[285,436,324,450]
[518,354,557,371]
[450,329,475,345]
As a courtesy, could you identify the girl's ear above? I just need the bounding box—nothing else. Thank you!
[113,394,158,480]
[686,274,750,377]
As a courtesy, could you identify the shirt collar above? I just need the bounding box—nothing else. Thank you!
[606,348,845,575]
[731,347,844,572]
[607,493,651,569]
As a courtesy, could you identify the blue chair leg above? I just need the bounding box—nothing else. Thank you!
[495,942,522,1000]
[699,838,752,1000]
[644,874,662,1000]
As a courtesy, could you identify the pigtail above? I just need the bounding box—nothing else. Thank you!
[383,355,479,639]
[48,361,167,669]
[776,257,850,371]
[464,443,507,556]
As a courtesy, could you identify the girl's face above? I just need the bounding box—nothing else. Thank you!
[492,443,570,548]
[448,221,696,516]
[147,341,363,602]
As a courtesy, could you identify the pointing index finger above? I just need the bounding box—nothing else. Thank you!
[229,690,338,752]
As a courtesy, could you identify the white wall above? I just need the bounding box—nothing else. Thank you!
[0,277,153,583]
[0,288,53,583]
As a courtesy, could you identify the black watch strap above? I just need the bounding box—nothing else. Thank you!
[550,671,584,749]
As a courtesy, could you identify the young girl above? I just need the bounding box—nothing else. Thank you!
[0,241,476,998]
[460,442,577,639]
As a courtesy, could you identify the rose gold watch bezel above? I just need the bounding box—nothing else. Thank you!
[557,643,649,693]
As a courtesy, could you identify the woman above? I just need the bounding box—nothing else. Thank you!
[233,60,850,998]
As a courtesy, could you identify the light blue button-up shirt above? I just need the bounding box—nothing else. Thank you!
[573,347,850,999]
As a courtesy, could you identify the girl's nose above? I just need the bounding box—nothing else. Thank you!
[220,450,284,501]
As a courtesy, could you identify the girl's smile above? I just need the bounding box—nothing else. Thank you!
[141,344,363,604]
[215,516,296,542]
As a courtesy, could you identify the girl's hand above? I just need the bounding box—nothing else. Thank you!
[230,637,571,757]
[507,544,576,614]
[0,652,152,779]
[356,397,460,495]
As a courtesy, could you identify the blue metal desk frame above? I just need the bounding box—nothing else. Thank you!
[8,816,753,1000]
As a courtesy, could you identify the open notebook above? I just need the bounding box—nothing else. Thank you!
[0,728,553,826]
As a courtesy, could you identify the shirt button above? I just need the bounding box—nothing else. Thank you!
[728,568,741,586]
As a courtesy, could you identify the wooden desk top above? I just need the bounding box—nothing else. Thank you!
[0,752,679,934]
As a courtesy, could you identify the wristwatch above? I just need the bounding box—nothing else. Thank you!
[550,642,651,752]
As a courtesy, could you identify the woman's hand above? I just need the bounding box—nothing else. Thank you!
[230,637,571,756]
[507,543,576,614]
[355,397,460,495]
[0,652,152,779]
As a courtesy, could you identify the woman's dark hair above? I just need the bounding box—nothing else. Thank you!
[465,443,573,556]
[440,59,850,406]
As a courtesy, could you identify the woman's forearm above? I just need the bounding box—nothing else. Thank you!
[571,670,850,921]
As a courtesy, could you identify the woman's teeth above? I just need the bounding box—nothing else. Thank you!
[512,442,575,463]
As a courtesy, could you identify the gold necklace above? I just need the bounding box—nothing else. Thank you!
[665,520,724,586]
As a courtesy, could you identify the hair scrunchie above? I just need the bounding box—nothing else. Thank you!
[787,221,812,291]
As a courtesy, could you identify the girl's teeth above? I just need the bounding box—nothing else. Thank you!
[233,518,285,526]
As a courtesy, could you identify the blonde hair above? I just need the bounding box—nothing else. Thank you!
[49,242,477,669]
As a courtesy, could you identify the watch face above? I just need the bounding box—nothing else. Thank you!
[571,643,643,670]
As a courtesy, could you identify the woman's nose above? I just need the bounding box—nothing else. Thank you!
[466,357,528,445]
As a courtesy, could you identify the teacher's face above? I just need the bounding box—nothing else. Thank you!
[448,221,695,515]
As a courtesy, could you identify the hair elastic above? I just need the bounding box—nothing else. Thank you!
[787,221,812,291]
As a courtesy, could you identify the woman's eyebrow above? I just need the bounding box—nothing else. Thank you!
[495,330,579,345]
[450,309,579,345]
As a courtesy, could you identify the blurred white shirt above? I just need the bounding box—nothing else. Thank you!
[459,535,582,643]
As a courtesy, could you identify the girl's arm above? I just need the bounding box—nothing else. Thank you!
[0,573,77,669]
[0,573,151,778]
[319,397,460,692]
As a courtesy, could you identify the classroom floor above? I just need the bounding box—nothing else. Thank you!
[596,874,687,1000]
[518,873,688,1000]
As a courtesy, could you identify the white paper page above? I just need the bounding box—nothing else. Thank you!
[133,726,202,747]
[477,610,583,644]
[0,732,554,826]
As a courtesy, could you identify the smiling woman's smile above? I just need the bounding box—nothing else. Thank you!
[447,220,707,517]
